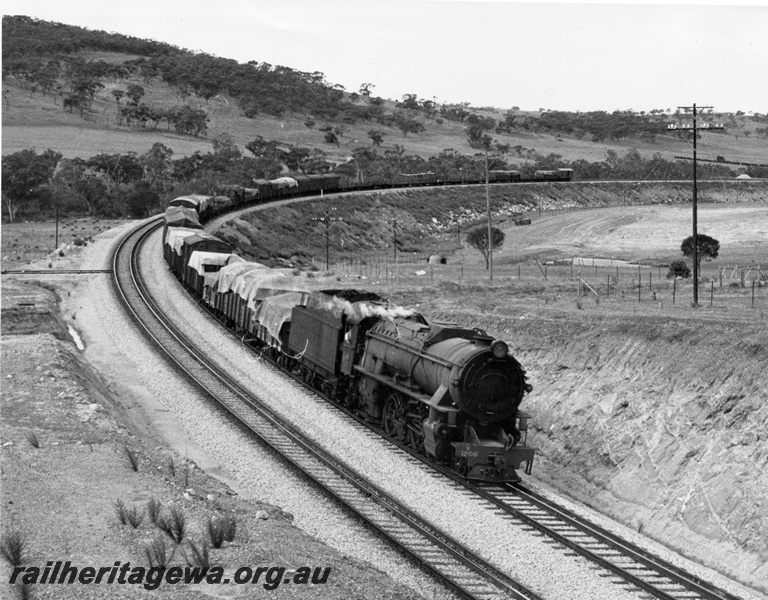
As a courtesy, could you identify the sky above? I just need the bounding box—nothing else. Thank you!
[2,0,767,114]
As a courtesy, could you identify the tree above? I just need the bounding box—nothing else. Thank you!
[126,182,159,218]
[466,226,505,269]
[681,234,720,275]
[359,83,374,97]
[111,89,125,107]
[667,260,690,279]
[126,84,145,105]
[2,148,62,221]
[141,143,174,190]
[368,129,385,147]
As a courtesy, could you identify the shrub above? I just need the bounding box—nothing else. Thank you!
[143,535,173,568]
[125,504,144,529]
[158,506,187,544]
[222,514,237,543]
[147,498,162,526]
[24,431,40,449]
[123,446,140,472]
[114,499,128,525]
[205,516,226,549]
[667,260,690,279]
[185,538,210,568]
[205,514,236,548]
[0,530,26,566]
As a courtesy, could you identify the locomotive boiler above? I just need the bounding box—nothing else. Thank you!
[354,317,535,482]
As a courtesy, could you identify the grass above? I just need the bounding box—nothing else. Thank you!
[0,218,127,270]
[24,431,40,449]
[146,498,162,526]
[143,536,174,569]
[206,514,237,548]
[125,505,144,529]
[0,530,26,567]
[185,538,210,568]
[122,445,140,472]
[158,506,187,544]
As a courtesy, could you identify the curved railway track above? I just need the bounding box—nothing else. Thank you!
[112,217,543,600]
[202,196,748,600]
[470,483,745,600]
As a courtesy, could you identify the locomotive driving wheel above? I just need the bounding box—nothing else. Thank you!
[382,393,406,441]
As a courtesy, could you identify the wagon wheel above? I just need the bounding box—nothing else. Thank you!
[382,393,405,439]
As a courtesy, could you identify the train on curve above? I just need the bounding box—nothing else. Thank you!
[176,167,575,221]
[162,180,539,482]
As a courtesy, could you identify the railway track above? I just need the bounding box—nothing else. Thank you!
[468,482,745,600]
[112,217,543,600]
[202,202,749,600]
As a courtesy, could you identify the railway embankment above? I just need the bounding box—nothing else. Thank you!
[214,179,768,266]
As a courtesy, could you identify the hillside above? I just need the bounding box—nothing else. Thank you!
[4,66,767,167]
[3,16,767,169]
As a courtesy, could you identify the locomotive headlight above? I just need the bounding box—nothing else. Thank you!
[491,340,509,359]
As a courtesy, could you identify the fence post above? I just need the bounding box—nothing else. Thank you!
[752,279,756,308]
[673,278,677,304]
[638,266,641,302]
[607,274,610,297]
[720,267,723,288]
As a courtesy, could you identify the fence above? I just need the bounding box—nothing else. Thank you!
[321,255,766,311]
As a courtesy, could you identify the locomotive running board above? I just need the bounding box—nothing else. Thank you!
[352,366,459,412]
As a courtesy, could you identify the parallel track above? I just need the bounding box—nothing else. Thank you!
[202,198,747,600]
[468,482,745,600]
[112,217,543,600]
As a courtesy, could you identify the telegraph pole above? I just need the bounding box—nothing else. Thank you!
[485,148,493,281]
[668,104,723,306]
[312,208,342,270]
[389,217,397,263]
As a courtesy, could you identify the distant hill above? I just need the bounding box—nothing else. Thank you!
[4,15,767,167]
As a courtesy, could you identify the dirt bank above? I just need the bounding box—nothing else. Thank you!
[486,309,766,591]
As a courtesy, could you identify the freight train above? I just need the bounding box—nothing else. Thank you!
[202,168,573,221]
[161,177,542,482]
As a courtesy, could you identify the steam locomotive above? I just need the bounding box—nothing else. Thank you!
[161,183,537,483]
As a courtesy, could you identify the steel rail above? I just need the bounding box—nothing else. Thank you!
[195,200,747,600]
[111,218,542,600]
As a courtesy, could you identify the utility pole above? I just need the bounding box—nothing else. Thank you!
[485,148,493,281]
[668,105,723,306]
[54,186,60,249]
[312,208,342,270]
[389,217,397,263]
